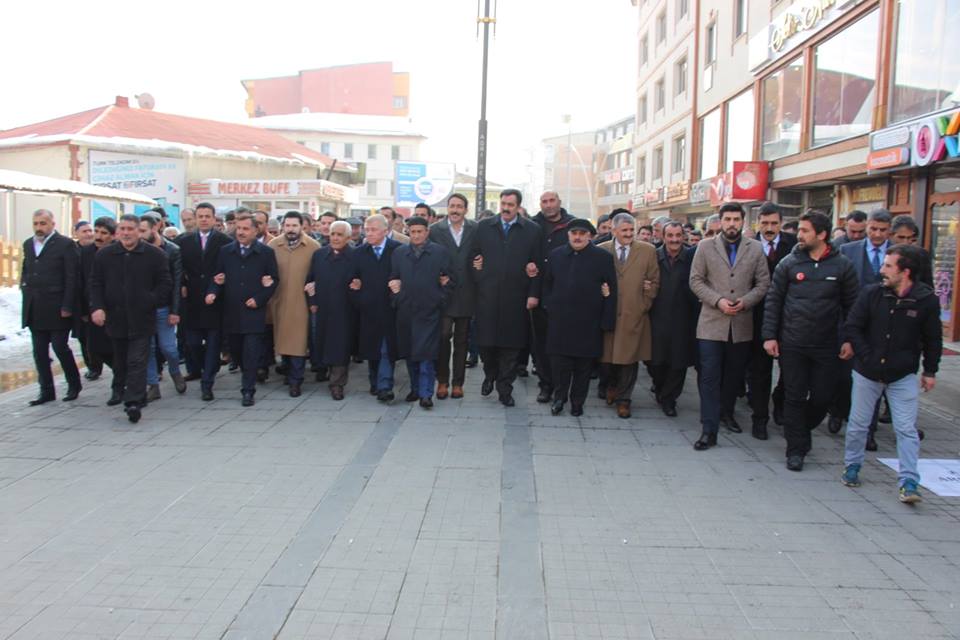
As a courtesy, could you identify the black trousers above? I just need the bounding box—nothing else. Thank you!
[481,347,520,399]
[530,308,553,391]
[749,340,785,423]
[608,362,640,404]
[112,335,151,408]
[438,316,470,387]
[259,326,275,370]
[31,328,81,395]
[551,355,593,407]
[780,347,841,458]
[185,328,222,389]
[76,321,101,375]
[649,363,687,407]
[228,333,265,394]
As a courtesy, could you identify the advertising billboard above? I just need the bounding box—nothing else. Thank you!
[395,162,455,208]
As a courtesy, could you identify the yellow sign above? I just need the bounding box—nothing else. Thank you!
[771,0,836,52]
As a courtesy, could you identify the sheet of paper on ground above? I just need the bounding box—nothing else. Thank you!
[878,458,960,497]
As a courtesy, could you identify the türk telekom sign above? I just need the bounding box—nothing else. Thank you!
[708,162,770,207]
[867,108,960,173]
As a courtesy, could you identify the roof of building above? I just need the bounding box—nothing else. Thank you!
[0,98,336,169]
[453,171,505,190]
[250,112,426,138]
[0,168,156,204]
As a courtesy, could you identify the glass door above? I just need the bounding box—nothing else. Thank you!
[929,201,960,340]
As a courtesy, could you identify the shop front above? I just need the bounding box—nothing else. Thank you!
[187,179,358,218]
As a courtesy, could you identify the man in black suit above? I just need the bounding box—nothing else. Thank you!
[21,209,82,405]
[428,193,477,400]
[174,202,233,401]
[89,215,172,423]
[205,213,278,406]
[748,202,797,438]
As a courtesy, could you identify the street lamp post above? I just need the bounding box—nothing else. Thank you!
[476,0,494,217]
[562,114,572,207]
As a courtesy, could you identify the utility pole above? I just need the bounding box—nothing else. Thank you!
[476,0,494,217]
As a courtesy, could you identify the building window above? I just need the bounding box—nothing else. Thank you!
[320,142,331,155]
[656,11,667,44]
[392,96,407,109]
[637,154,646,188]
[344,143,354,159]
[812,10,879,147]
[544,144,555,163]
[675,56,688,96]
[366,179,377,195]
[677,0,689,21]
[699,109,721,179]
[890,0,960,124]
[734,0,747,38]
[705,22,717,65]
[761,57,804,160]
[653,145,664,180]
[368,144,378,159]
[726,89,755,171]
[640,35,649,66]
[544,167,554,184]
[672,136,686,175]
[391,145,400,160]
[639,94,648,124]
[655,77,665,111]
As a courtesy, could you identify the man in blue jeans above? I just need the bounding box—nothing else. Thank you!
[842,244,942,503]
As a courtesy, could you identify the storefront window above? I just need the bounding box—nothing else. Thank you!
[761,57,804,160]
[725,89,754,172]
[930,203,958,323]
[699,109,720,179]
[891,0,960,123]
[812,10,879,146]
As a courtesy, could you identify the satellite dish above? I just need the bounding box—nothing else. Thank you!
[136,93,155,110]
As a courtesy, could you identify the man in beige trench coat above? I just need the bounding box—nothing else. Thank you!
[268,211,320,397]
[599,211,660,419]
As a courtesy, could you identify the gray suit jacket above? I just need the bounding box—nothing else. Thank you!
[689,235,770,343]
[428,218,478,318]
[839,238,884,288]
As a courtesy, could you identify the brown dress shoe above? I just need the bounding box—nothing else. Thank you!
[606,388,617,406]
[436,383,449,399]
[451,385,464,399]
[616,403,631,419]
[330,385,344,401]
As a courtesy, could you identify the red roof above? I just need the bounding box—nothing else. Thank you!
[0,99,334,168]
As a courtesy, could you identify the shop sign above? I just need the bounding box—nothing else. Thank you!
[643,188,664,206]
[690,179,711,204]
[708,161,770,207]
[395,161,456,207]
[196,179,358,203]
[603,169,622,185]
[665,181,689,203]
[88,150,186,208]
[868,108,960,173]
[213,180,296,196]
[620,167,636,182]
[870,126,910,151]
[866,148,910,171]
[749,0,862,73]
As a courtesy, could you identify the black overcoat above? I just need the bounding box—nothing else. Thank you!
[20,232,79,331]
[307,245,357,366]
[650,246,700,368]
[351,239,401,361]
[89,240,172,339]
[542,243,618,358]
[428,218,477,318]
[174,230,232,329]
[471,216,543,349]
[390,242,454,362]
[208,242,279,335]
[79,242,112,354]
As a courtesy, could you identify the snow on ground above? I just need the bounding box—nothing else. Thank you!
[0,287,72,373]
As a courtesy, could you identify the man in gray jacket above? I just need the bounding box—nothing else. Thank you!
[689,203,770,451]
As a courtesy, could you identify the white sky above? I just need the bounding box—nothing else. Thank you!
[0,0,637,185]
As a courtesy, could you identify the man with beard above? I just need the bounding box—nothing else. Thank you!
[180,208,197,234]
[89,215,172,423]
[529,190,575,403]
[762,210,859,471]
[21,209,82,405]
[689,203,769,451]
[316,211,338,247]
[472,189,544,406]
[648,221,700,417]
[543,219,617,416]
[306,221,357,400]
[268,211,320,397]
[139,214,186,402]
[598,212,659,418]
[749,201,797,437]
[80,217,118,381]
[205,213,279,407]
[841,244,941,502]
[389,216,454,408]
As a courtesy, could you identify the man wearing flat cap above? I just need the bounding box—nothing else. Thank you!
[542,218,618,416]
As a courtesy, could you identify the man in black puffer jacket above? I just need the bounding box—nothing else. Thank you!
[762,210,859,472]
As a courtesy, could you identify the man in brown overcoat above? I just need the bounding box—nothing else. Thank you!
[599,211,660,418]
[268,211,320,397]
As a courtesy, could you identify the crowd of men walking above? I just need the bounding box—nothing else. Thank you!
[21,191,941,502]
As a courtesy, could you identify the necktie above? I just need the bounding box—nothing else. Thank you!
[619,246,627,265]
[240,245,247,257]
[201,233,207,251]
[871,247,881,274]
[374,245,382,260]
[728,243,737,266]
[767,241,775,258]
[503,222,510,234]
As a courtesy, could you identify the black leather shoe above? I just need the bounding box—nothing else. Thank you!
[786,455,804,471]
[183,373,202,382]
[536,388,552,404]
[316,370,330,383]
[126,405,142,423]
[693,433,718,451]
[419,397,433,409]
[241,393,255,407]
[289,383,301,398]
[84,370,101,381]
[773,403,785,426]
[481,378,494,396]
[256,369,268,383]
[377,390,395,403]
[720,415,743,434]
[662,403,677,417]
[550,400,563,416]
[752,421,769,440]
[29,394,55,406]
[516,367,528,378]
[865,435,878,452]
[570,405,583,417]
[500,395,515,407]
[465,356,478,368]
[201,388,214,401]
[405,391,419,402]
[228,362,239,372]
[107,391,123,406]
[369,385,378,396]
[827,416,843,434]
[597,386,607,400]
[918,429,925,441]
[62,387,81,402]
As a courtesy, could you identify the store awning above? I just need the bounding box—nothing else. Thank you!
[0,169,156,204]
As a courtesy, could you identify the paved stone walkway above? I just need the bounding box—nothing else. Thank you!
[0,362,958,639]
